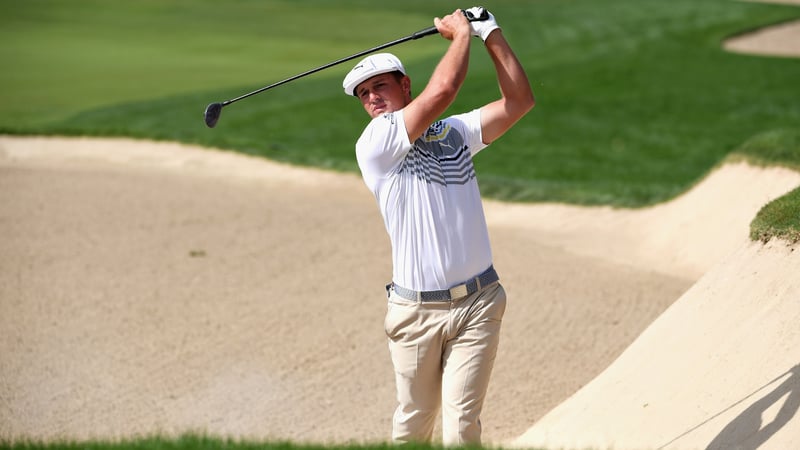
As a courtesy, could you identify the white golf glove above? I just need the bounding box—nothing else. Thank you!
[465,7,499,42]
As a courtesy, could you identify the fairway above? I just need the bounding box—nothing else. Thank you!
[1,0,799,205]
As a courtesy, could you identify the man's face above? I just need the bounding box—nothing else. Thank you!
[355,72,411,119]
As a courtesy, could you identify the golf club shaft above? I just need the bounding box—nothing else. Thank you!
[221,26,438,107]
[205,8,488,127]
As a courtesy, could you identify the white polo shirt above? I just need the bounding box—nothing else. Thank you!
[356,108,493,291]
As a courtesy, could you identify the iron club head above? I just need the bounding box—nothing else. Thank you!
[204,102,223,128]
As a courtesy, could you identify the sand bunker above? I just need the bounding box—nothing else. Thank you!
[725,1,800,58]
[513,239,800,450]
[1,133,798,447]
[725,19,800,58]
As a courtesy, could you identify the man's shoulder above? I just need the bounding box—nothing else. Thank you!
[359,111,402,142]
[371,111,403,128]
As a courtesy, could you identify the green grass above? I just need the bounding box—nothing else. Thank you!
[728,128,800,172]
[2,0,799,204]
[751,187,800,243]
[723,128,800,243]
[2,0,800,239]
[0,434,525,450]
[2,0,798,201]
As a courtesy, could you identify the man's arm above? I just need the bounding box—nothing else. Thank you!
[402,10,472,143]
[478,27,535,144]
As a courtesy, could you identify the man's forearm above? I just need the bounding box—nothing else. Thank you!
[404,23,472,141]
[428,32,471,100]
[485,31,534,110]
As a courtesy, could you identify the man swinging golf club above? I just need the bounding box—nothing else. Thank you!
[342,7,534,446]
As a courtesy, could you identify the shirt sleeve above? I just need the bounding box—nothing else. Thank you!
[450,109,488,157]
[355,111,413,187]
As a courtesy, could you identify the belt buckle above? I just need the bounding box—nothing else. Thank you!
[449,283,469,299]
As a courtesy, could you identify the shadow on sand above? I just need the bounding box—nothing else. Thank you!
[658,363,800,449]
[706,363,800,450]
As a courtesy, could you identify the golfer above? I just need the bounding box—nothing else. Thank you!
[342,7,534,445]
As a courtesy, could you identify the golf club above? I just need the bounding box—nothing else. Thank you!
[204,8,489,128]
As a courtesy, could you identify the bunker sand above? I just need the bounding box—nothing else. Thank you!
[1,135,798,447]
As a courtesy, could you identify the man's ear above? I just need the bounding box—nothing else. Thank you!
[402,76,412,97]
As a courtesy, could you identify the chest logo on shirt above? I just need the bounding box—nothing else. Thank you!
[399,120,476,186]
[381,112,397,125]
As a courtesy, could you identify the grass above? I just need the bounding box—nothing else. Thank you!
[723,128,800,243]
[2,0,799,208]
[0,435,524,450]
[751,187,800,243]
[727,128,800,172]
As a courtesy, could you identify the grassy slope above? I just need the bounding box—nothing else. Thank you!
[0,0,798,232]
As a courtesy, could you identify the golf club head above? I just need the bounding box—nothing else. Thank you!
[204,102,223,128]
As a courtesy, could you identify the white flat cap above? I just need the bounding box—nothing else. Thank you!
[342,52,406,96]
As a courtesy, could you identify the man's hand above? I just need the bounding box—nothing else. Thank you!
[465,7,499,42]
[434,9,472,41]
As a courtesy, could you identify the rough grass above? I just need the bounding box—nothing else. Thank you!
[0,434,526,450]
[724,128,800,243]
[750,187,800,243]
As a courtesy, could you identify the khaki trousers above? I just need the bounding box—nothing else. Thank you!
[384,281,506,445]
